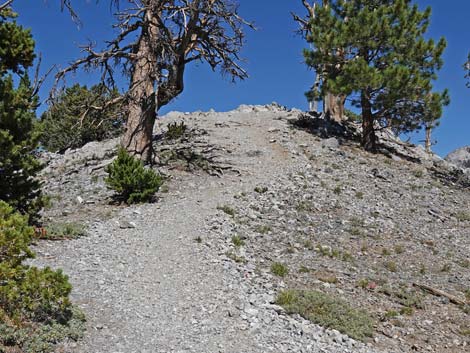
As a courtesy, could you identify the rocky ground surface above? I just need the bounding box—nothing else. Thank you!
[31,104,469,353]
[446,146,470,171]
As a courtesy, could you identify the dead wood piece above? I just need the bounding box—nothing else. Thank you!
[412,283,466,306]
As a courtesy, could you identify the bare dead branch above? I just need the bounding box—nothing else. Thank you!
[57,0,252,111]
[0,0,13,12]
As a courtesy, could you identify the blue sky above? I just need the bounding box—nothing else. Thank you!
[13,0,469,156]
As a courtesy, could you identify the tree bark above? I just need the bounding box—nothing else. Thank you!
[425,125,432,153]
[324,92,346,122]
[361,90,376,152]
[121,10,159,163]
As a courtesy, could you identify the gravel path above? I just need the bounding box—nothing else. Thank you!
[34,106,386,353]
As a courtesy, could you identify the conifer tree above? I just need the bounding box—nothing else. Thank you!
[0,5,43,221]
[304,0,448,151]
[40,84,124,153]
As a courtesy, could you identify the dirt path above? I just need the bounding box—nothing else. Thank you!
[34,106,382,353]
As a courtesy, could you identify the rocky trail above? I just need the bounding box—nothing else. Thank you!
[32,105,469,353]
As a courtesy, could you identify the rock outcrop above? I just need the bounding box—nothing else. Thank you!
[446,146,470,170]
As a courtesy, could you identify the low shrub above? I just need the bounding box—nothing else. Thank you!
[0,266,72,322]
[43,222,86,240]
[0,202,35,267]
[276,289,374,341]
[105,148,163,204]
[165,121,188,140]
[0,201,81,352]
[271,262,289,277]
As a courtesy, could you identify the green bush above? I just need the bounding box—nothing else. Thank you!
[39,84,123,153]
[105,148,163,204]
[0,201,79,352]
[165,121,188,140]
[0,202,35,267]
[0,266,71,322]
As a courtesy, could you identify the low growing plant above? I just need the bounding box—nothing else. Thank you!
[276,289,374,341]
[165,121,188,140]
[105,148,163,204]
[271,262,289,277]
[41,222,86,240]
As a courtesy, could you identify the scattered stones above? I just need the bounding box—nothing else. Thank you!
[118,220,137,229]
[32,105,469,353]
[321,137,340,149]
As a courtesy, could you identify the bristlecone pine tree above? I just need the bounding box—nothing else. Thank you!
[0,5,43,222]
[59,0,252,163]
[304,0,449,151]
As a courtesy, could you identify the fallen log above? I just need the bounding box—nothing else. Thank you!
[412,283,466,306]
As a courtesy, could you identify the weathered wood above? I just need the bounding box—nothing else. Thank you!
[412,283,467,306]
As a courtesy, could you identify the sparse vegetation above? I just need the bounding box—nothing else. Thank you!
[458,259,470,268]
[440,263,452,272]
[333,185,342,195]
[165,121,188,140]
[399,306,414,316]
[355,191,364,199]
[271,262,289,277]
[276,290,374,341]
[255,225,271,234]
[382,248,391,256]
[41,222,86,240]
[231,235,245,247]
[455,211,470,222]
[225,251,247,264]
[384,310,399,319]
[394,245,405,254]
[217,205,236,217]
[316,272,339,284]
[254,186,268,194]
[465,289,470,302]
[385,261,398,273]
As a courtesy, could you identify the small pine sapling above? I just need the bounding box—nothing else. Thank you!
[105,148,163,204]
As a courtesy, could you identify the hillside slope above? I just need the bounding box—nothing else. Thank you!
[32,105,469,353]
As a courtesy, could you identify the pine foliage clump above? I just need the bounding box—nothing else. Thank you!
[0,7,43,222]
[0,201,80,353]
[40,84,124,153]
[105,148,163,204]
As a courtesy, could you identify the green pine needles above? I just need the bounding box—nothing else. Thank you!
[304,0,449,151]
[40,84,124,153]
[105,148,163,204]
[0,7,43,222]
[0,201,82,353]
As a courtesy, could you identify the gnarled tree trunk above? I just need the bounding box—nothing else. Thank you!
[121,10,159,163]
[361,90,376,152]
[425,125,432,153]
[324,92,346,122]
